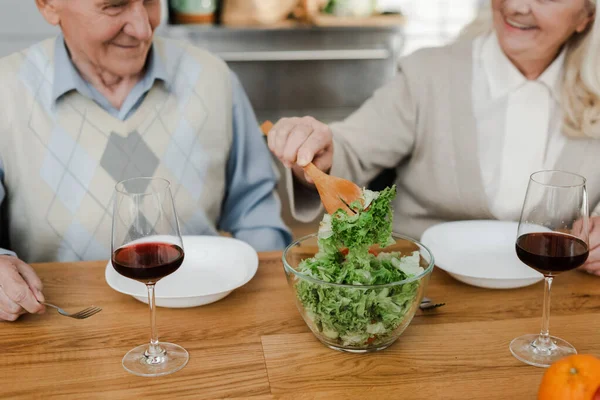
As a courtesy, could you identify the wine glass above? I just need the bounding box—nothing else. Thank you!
[510,170,590,368]
[111,177,189,377]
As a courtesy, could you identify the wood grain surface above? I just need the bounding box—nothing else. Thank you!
[2,253,600,399]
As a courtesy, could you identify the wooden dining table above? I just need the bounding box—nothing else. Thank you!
[3,252,600,399]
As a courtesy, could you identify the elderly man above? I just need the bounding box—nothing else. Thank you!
[0,0,291,321]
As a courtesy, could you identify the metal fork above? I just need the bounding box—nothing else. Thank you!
[419,297,445,311]
[43,303,102,319]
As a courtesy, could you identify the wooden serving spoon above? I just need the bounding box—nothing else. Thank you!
[261,120,362,215]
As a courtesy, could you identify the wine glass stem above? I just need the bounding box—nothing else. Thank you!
[537,276,553,349]
[146,284,162,356]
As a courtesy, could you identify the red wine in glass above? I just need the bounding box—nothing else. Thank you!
[112,177,188,377]
[112,242,184,284]
[516,232,589,276]
[510,170,590,368]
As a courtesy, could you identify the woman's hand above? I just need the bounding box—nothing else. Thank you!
[579,216,600,276]
[266,116,334,184]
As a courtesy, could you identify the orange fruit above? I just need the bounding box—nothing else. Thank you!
[538,355,600,400]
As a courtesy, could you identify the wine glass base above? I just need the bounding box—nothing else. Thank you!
[510,334,576,368]
[122,342,189,377]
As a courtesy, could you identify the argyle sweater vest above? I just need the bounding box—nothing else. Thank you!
[0,37,233,262]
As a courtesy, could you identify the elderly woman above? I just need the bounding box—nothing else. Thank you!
[268,0,600,271]
[0,0,291,321]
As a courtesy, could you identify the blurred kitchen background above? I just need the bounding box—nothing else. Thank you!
[0,0,488,238]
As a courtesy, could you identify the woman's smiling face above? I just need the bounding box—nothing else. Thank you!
[492,0,593,70]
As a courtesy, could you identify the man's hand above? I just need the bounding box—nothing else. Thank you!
[579,216,600,276]
[0,255,45,321]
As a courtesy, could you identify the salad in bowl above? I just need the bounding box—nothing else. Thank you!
[282,186,434,352]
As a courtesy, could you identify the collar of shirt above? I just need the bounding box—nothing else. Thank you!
[480,32,566,102]
[52,35,169,119]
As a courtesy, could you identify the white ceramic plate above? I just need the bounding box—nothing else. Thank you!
[421,220,544,289]
[105,236,259,308]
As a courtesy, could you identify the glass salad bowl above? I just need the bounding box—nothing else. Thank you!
[283,233,435,353]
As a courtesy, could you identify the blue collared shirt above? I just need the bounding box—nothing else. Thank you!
[0,37,291,257]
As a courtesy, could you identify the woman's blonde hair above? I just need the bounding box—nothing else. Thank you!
[460,0,600,139]
[563,0,600,138]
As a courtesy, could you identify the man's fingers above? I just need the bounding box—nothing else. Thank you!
[0,287,26,321]
[0,287,22,315]
[15,261,44,303]
[0,309,20,322]
[0,264,44,314]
